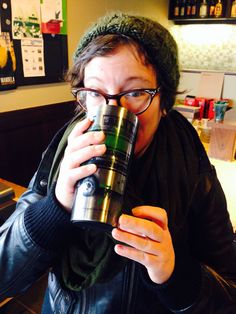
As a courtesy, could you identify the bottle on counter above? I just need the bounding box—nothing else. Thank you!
[214,0,223,17]
[190,0,197,17]
[199,0,208,18]
[209,0,216,17]
[185,0,192,17]
[180,0,186,17]
[174,0,180,17]
[231,0,236,17]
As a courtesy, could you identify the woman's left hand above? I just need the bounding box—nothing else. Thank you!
[111,206,175,284]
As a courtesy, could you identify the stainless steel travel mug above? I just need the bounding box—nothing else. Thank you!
[71,105,138,230]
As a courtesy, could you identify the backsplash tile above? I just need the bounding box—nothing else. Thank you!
[170,24,236,73]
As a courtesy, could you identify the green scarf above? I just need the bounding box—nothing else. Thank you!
[48,115,130,292]
[48,110,209,292]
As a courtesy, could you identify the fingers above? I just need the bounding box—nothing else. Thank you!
[66,119,105,155]
[63,143,106,170]
[67,118,92,143]
[132,206,168,230]
[112,227,161,256]
[60,163,97,190]
[118,206,167,241]
[111,207,175,284]
[63,118,106,169]
[55,118,106,210]
[118,214,163,242]
[114,243,157,268]
[111,208,166,255]
[66,130,106,154]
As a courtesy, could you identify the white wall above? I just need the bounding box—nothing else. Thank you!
[170,24,236,73]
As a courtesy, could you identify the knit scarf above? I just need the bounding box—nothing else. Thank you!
[48,109,209,292]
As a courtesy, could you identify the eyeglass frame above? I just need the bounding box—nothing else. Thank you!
[71,86,161,115]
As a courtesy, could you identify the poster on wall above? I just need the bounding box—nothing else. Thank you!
[41,0,67,35]
[0,31,16,91]
[0,0,16,90]
[11,0,42,39]
[21,38,45,77]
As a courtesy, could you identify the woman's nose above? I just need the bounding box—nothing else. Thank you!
[107,98,119,106]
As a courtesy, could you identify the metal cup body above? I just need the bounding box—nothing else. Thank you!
[71,105,138,230]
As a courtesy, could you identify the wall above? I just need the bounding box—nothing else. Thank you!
[0,0,168,113]
[169,23,236,123]
[2,1,235,120]
[171,24,236,73]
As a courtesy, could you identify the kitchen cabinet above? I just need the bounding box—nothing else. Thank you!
[169,0,236,24]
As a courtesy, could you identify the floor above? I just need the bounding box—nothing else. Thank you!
[0,274,47,314]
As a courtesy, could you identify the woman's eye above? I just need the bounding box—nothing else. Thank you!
[127,91,145,97]
[88,91,102,98]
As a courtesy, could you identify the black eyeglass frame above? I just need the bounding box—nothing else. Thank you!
[71,86,161,115]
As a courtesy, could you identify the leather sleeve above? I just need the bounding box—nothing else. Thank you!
[179,169,236,313]
[142,169,236,313]
[0,175,58,301]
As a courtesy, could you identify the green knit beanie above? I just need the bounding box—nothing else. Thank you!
[74,12,180,92]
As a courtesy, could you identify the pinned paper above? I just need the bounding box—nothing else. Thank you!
[11,0,42,39]
[41,0,62,24]
[0,32,16,90]
[41,0,63,34]
[21,38,45,77]
[196,72,224,99]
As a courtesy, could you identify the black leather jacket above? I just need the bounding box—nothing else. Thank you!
[0,122,236,314]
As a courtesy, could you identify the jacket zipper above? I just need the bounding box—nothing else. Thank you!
[123,261,136,314]
[79,290,87,314]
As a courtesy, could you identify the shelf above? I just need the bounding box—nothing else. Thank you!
[169,0,236,25]
[170,17,236,24]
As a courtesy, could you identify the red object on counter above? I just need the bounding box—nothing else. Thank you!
[184,95,197,107]
[208,100,215,120]
[195,98,206,119]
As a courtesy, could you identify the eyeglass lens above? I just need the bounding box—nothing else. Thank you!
[76,89,153,114]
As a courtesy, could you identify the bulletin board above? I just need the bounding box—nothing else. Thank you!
[13,33,68,86]
[0,0,68,90]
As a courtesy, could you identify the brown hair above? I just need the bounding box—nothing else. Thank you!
[66,34,178,113]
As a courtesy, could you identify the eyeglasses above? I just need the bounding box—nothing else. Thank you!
[71,87,161,115]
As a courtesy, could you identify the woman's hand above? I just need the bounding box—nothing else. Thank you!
[55,118,106,211]
[111,206,175,284]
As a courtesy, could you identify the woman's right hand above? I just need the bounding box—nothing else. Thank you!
[55,118,106,211]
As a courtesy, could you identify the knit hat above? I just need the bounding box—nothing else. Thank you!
[74,12,180,92]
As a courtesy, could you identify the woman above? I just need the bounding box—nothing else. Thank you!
[0,12,236,313]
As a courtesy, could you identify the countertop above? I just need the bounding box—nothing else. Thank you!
[210,158,236,231]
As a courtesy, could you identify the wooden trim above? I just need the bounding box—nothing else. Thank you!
[0,298,12,308]
[0,178,27,201]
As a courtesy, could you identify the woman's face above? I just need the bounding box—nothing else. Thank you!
[84,45,162,157]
